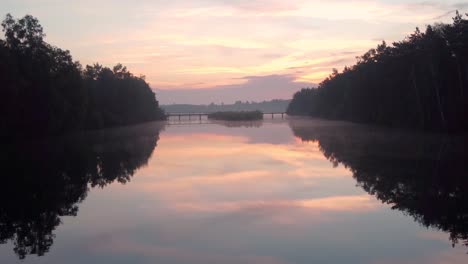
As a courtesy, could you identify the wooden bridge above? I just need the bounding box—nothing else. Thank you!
[165,112,287,121]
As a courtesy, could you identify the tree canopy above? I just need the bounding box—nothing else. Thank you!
[0,14,165,138]
[84,63,165,129]
[287,12,468,132]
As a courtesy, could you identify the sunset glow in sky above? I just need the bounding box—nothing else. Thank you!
[2,0,467,102]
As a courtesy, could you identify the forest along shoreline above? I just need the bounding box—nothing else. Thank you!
[3,13,468,139]
[0,14,166,139]
[287,12,468,133]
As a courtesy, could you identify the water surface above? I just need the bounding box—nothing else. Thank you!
[1,118,467,263]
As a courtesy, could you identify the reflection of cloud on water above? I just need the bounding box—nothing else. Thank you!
[172,195,379,214]
[372,248,468,264]
[165,120,296,145]
[91,238,290,264]
[42,119,468,264]
[133,131,355,214]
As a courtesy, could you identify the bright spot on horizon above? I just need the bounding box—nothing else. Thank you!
[1,0,466,103]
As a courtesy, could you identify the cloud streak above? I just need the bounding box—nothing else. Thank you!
[155,74,315,104]
[1,0,467,103]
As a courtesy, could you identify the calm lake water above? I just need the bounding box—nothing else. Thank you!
[1,118,467,263]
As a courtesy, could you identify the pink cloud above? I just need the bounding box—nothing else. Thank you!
[155,74,315,104]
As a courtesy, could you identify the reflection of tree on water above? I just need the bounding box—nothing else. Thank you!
[0,122,164,259]
[288,119,468,248]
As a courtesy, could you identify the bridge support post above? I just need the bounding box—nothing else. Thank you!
[271,113,274,119]
[178,115,181,121]
[282,113,284,119]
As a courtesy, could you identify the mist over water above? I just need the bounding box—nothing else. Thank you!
[1,118,467,264]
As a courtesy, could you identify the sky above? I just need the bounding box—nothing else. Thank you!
[1,0,468,104]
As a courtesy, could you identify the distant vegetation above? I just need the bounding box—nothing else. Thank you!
[162,99,290,113]
[207,111,263,121]
[287,12,468,132]
[0,14,165,138]
[211,120,263,128]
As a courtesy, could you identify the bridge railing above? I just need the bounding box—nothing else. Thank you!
[165,112,287,121]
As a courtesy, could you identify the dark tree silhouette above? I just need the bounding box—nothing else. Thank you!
[0,14,165,138]
[83,63,166,129]
[288,119,468,249]
[0,14,86,137]
[0,122,164,259]
[287,12,468,132]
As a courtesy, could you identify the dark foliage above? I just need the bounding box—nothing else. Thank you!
[207,110,263,121]
[0,14,165,138]
[287,12,468,132]
[84,63,166,129]
[0,14,87,136]
[289,119,468,249]
[0,122,164,259]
